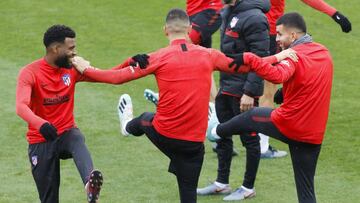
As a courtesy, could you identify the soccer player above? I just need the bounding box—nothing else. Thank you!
[208,12,333,203]
[15,25,105,203]
[197,0,270,200]
[260,0,352,158]
[71,9,294,203]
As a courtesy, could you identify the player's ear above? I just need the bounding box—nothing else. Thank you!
[187,25,192,34]
[47,43,59,54]
[291,31,297,43]
[163,25,169,37]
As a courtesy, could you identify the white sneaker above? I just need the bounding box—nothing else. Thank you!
[207,102,220,142]
[223,187,256,201]
[117,94,133,136]
[207,125,221,142]
[261,146,288,159]
[197,182,232,195]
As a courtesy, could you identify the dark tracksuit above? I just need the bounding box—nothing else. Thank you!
[28,128,93,203]
[216,0,270,189]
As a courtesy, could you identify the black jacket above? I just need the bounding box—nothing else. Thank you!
[219,0,270,97]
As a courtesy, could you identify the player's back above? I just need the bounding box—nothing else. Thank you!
[150,39,215,142]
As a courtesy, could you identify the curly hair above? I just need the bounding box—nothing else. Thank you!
[43,24,76,47]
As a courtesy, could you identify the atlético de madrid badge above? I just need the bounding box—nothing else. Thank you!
[62,74,71,86]
[31,155,38,166]
[230,17,239,28]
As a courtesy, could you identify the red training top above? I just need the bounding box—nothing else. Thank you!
[244,42,333,144]
[16,58,90,144]
[82,39,276,142]
[301,0,337,17]
[266,0,285,35]
[186,0,223,16]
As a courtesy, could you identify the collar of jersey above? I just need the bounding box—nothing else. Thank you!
[41,57,62,72]
[170,39,188,46]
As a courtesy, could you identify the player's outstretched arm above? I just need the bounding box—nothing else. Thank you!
[211,48,296,74]
[72,55,155,85]
[242,50,297,84]
[301,0,351,32]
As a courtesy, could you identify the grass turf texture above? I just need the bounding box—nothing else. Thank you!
[0,0,359,202]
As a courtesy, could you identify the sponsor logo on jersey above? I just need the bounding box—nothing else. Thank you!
[62,74,71,86]
[43,95,70,105]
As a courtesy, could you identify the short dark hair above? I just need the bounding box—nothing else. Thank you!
[165,8,189,25]
[276,12,307,33]
[43,25,76,47]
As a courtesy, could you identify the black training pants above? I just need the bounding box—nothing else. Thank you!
[126,112,204,203]
[190,9,222,48]
[28,128,94,203]
[215,93,260,189]
[217,107,321,203]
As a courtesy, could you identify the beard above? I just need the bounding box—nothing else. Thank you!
[55,55,72,69]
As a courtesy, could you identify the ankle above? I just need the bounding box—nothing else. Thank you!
[241,185,254,192]
[215,181,229,188]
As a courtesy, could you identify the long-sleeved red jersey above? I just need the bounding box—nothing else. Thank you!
[16,58,89,144]
[186,0,223,16]
[244,42,333,144]
[266,0,337,35]
[82,39,276,142]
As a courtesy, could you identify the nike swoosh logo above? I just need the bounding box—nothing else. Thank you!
[215,188,227,193]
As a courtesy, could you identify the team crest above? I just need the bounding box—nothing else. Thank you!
[31,155,38,166]
[62,74,71,86]
[230,17,239,28]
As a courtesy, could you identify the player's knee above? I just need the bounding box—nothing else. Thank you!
[70,132,85,145]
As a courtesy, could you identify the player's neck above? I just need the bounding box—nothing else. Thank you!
[44,55,59,68]
[168,34,187,43]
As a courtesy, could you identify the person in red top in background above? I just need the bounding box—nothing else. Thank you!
[71,9,293,203]
[259,0,351,158]
[187,0,223,102]
[209,12,333,203]
[15,25,142,203]
[187,0,223,47]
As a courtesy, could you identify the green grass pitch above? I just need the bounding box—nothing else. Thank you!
[0,0,359,202]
